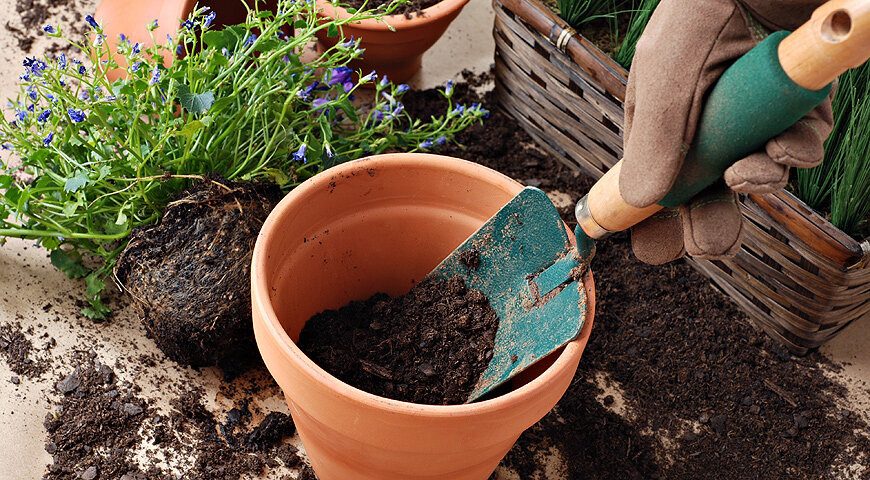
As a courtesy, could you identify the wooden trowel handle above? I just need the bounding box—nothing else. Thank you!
[576,0,870,238]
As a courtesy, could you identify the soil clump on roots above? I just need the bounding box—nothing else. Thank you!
[298,276,499,405]
[114,178,282,368]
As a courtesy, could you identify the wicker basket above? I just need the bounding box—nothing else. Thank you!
[492,0,627,178]
[491,0,870,354]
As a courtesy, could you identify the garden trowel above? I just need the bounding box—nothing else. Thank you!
[427,0,870,403]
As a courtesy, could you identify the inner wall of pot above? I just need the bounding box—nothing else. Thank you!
[265,156,563,389]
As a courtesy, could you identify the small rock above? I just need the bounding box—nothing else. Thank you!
[749,405,761,415]
[681,431,699,441]
[603,395,615,406]
[710,414,728,434]
[699,413,710,424]
[79,466,98,480]
[103,389,119,398]
[10,376,20,385]
[794,414,809,429]
[780,426,799,438]
[417,363,435,377]
[741,396,753,406]
[524,178,543,187]
[57,374,81,394]
[44,441,57,454]
[122,403,143,416]
[120,473,147,480]
[98,365,114,384]
[227,408,242,424]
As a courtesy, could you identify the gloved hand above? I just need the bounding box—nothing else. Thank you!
[620,0,835,265]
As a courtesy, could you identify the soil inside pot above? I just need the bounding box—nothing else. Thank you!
[344,0,442,19]
[297,275,499,405]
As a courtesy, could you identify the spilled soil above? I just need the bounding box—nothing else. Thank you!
[298,276,499,405]
[344,0,442,18]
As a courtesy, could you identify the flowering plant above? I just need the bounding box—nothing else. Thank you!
[0,0,488,318]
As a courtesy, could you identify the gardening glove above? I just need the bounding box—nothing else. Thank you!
[619,0,835,265]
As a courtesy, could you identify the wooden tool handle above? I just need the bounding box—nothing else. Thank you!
[578,0,870,237]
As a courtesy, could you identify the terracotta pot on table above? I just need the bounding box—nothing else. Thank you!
[315,0,471,83]
[251,153,596,480]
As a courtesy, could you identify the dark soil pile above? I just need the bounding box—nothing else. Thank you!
[298,276,499,405]
[114,178,282,368]
[0,321,49,378]
[43,354,303,479]
[344,0,442,18]
[404,77,870,479]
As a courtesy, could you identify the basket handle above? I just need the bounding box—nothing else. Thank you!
[575,0,870,239]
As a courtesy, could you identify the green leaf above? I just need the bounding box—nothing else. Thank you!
[98,165,111,180]
[85,273,105,297]
[28,149,51,164]
[62,201,79,216]
[345,7,357,13]
[327,24,339,38]
[177,84,216,114]
[82,300,110,320]
[294,19,308,28]
[338,98,358,122]
[64,171,89,193]
[50,249,90,279]
[254,39,281,53]
[177,120,206,141]
[0,175,11,189]
[202,30,226,49]
[40,237,61,250]
[209,97,235,116]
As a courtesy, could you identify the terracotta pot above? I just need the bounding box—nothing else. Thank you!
[314,0,471,83]
[251,153,596,480]
[94,0,273,81]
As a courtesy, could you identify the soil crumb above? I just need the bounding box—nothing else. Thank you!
[0,321,48,378]
[298,276,498,405]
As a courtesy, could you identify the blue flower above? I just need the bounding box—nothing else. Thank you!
[1,144,11,150]
[56,53,66,69]
[243,34,257,47]
[27,104,34,112]
[80,90,90,101]
[131,61,142,72]
[23,57,48,76]
[452,104,465,115]
[203,11,217,28]
[312,98,330,114]
[37,109,51,123]
[176,44,184,55]
[43,132,54,147]
[380,75,389,87]
[298,81,320,101]
[149,68,160,85]
[149,19,159,30]
[181,19,195,30]
[15,109,27,121]
[434,136,447,146]
[103,95,117,102]
[132,43,142,55]
[419,139,433,149]
[43,25,56,34]
[444,80,454,97]
[221,47,229,57]
[340,36,356,48]
[19,73,30,81]
[85,14,99,29]
[392,103,404,116]
[360,70,376,82]
[47,93,56,102]
[78,64,86,75]
[67,108,86,123]
[396,84,409,94]
[119,33,127,43]
[26,86,37,101]
[328,67,353,87]
[292,143,307,163]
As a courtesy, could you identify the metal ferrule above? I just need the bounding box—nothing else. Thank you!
[574,195,613,240]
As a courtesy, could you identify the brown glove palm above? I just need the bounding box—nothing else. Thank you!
[621,0,834,265]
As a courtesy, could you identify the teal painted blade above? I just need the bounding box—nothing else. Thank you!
[425,187,588,403]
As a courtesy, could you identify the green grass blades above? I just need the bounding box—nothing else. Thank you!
[794,63,870,238]
[557,0,630,30]
[613,0,659,68]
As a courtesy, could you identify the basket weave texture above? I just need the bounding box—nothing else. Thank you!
[491,0,870,353]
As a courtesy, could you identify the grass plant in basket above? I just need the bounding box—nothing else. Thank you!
[0,0,488,366]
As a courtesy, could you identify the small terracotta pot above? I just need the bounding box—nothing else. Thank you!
[314,0,471,83]
[94,0,270,81]
[251,153,596,480]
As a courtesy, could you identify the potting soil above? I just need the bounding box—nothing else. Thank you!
[344,0,441,18]
[297,276,499,405]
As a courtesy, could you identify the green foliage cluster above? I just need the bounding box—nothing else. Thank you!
[0,0,489,318]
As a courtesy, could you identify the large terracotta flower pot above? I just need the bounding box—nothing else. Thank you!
[315,0,471,83]
[94,0,274,81]
[251,153,596,480]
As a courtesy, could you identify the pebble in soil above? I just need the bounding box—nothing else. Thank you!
[297,276,499,405]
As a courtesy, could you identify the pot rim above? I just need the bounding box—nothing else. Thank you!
[314,0,472,31]
[252,153,594,417]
